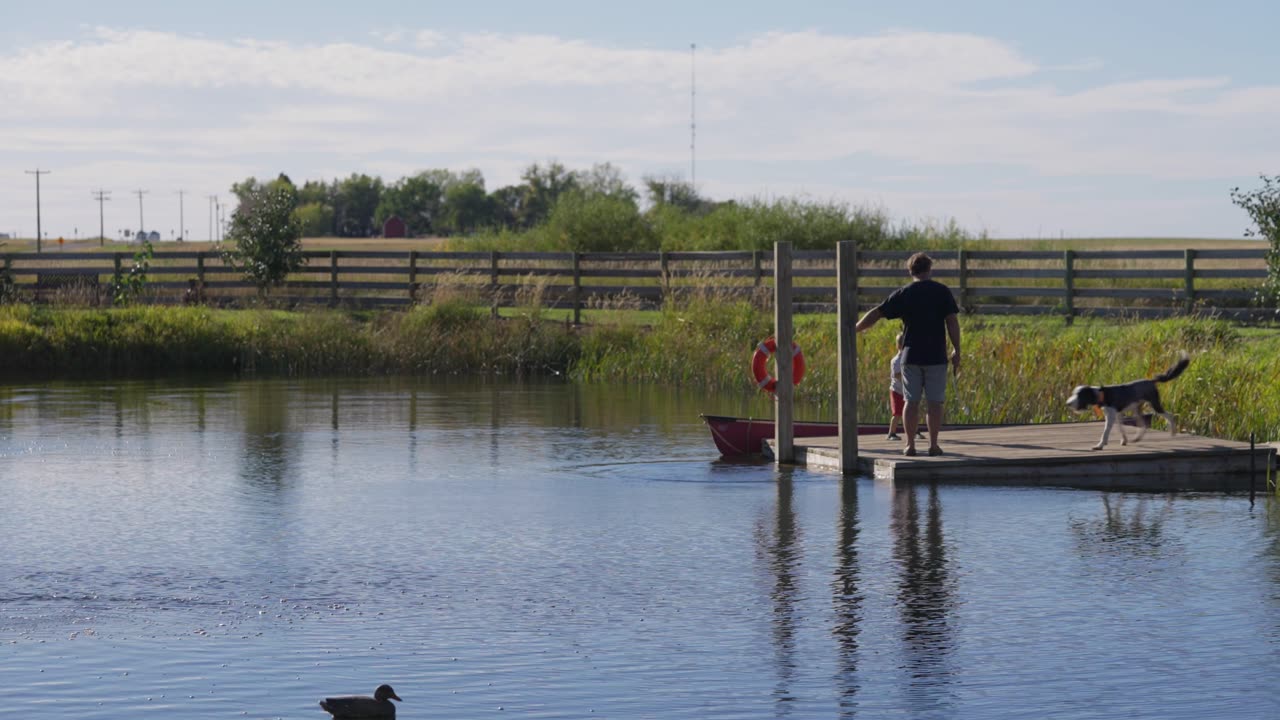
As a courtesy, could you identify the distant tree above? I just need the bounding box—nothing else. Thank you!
[333,173,384,237]
[231,173,294,206]
[488,185,526,229]
[221,182,305,292]
[230,177,267,206]
[441,182,494,235]
[376,172,448,236]
[643,175,713,215]
[294,201,336,238]
[376,169,489,236]
[1230,174,1280,309]
[297,180,334,208]
[578,162,639,204]
[544,190,657,252]
[520,162,578,228]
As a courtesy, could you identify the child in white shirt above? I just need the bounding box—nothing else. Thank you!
[887,332,906,440]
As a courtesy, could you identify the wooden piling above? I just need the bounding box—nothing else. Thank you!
[774,241,794,464]
[837,241,858,474]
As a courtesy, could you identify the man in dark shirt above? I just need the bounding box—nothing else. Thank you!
[855,252,961,456]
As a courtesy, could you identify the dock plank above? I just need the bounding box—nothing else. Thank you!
[769,422,1277,492]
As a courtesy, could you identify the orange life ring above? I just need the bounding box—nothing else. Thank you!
[751,337,806,394]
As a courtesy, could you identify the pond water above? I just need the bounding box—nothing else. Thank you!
[1,378,1278,719]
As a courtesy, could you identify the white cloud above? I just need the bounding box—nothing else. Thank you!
[0,26,1274,238]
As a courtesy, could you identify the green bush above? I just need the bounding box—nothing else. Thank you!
[542,190,657,252]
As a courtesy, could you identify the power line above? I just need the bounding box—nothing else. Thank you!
[25,169,51,253]
[92,189,111,246]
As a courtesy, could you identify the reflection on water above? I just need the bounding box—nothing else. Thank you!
[0,378,1278,719]
[831,479,863,718]
[890,483,955,712]
[1070,494,1178,558]
[756,470,801,713]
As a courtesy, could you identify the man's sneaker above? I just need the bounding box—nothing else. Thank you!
[886,432,900,441]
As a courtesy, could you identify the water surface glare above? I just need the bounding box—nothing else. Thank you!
[2,378,1278,719]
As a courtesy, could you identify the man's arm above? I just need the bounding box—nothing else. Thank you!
[855,307,883,333]
[945,313,961,375]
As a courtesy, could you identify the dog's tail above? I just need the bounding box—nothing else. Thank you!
[1155,351,1190,383]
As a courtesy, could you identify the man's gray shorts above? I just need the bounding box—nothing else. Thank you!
[902,363,949,404]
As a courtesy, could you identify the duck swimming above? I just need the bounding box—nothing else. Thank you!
[319,684,402,718]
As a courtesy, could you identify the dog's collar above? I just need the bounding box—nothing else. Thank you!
[1092,389,1105,418]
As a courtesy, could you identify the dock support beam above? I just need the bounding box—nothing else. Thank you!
[774,241,794,463]
[837,241,859,473]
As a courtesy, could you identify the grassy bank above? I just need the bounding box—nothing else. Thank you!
[1,303,1277,442]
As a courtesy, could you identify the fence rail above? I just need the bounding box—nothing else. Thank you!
[1,247,1273,321]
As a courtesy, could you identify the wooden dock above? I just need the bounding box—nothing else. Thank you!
[768,422,1278,492]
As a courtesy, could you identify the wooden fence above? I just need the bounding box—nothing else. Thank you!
[0,247,1273,321]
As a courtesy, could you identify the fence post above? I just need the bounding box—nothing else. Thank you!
[1184,248,1196,315]
[837,241,859,474]
[659,251,669,309]
[957,248,968,311]
[490,251,500,318]
[329,250,339,307]
[113,252,123,296]
[1063,249,1075,324]
[572,251,581,326]
[774,241,794,464]
[752,250,763,287]
[196,252,205,303]
[408,250,418,304]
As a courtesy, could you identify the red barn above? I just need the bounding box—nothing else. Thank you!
[382,215,407,238]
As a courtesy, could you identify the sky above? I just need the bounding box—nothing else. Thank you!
[2,0,1279,242]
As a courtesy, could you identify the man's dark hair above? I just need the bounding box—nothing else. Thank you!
[907,252,933,276]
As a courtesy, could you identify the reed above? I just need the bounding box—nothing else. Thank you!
[1,302,1276,443]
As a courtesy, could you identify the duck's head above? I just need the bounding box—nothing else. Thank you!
[374,685,402,703]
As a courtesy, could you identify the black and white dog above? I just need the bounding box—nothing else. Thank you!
[1065,351,1190,451]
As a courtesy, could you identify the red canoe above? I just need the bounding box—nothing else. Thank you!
[701,414,863,457]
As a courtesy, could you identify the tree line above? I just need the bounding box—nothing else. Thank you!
[231,162,712,240]
[228,160,989,257]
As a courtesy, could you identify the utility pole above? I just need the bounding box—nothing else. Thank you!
[133,189,149,238]
[208,195,217,242]
[176,189,186,241]
[25,169,51,253]
[92,189,111,246]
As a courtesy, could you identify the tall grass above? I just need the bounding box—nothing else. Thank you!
[2,302,1276,442]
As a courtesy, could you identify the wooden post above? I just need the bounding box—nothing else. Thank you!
[1064,249,1075,324]
[490,250,500,318]
[837,241,859,474]
[409,250,419,303]
[659,251,669,309]
[329,250,339,307]
[196,252,205,303]
[572,251,581,326]
[1184,248,1196,315]
[774,241,794,464]
[957,248,968,311]
[752,250,763,287]
[1250,432,1256,505]
[113,252,122,295]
